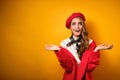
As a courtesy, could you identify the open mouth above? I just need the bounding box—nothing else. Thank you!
[74,30,80,32]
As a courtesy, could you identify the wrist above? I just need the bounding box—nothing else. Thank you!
[94,47,99,52]
[57,46,60,51]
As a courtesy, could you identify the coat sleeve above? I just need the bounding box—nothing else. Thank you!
[87,41,100,72]
[54,47,73,72]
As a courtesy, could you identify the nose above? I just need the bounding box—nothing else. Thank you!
[76,24,80,28]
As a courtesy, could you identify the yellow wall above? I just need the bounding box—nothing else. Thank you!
[0,0,120,80]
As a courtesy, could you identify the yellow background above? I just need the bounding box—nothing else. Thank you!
[0,0,120,80]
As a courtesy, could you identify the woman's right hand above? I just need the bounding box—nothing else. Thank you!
[45,44,60,51]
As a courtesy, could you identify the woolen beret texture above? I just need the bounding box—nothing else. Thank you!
[65,12,85,29]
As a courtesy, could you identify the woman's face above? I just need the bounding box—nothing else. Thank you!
[70,17,83,37]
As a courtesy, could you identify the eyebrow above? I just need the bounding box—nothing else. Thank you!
[71,21,82,23]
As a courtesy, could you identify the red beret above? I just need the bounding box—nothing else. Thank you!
[65,12,85,29]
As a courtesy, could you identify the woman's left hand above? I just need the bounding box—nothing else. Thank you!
[94,43,113,52]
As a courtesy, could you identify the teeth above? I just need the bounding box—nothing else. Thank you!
[75,30,80,32]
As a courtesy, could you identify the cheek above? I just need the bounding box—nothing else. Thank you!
[70,29,74,33]
[70,27,74,32]
[79,25,83,29]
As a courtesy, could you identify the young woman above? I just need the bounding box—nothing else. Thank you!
[45,12,113,80]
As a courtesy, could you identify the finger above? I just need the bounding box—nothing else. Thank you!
[101,43,107,46]
[45,46,50,50]
[47,44,55,47]
[108,44,113,49]
[45,44,51,50]
[103,44,113,50]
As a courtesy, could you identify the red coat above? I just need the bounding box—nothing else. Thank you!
[55,41,100,80]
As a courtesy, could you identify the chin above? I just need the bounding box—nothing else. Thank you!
[74,34,81,37]
[75,32,81,35]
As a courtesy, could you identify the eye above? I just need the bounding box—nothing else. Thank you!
[78,22,82,25]
[71,22,76,26]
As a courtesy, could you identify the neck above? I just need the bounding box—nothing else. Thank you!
[73,35,79,40]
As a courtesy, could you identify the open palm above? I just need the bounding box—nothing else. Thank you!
[45,44,60,51]
[96,43,113,50]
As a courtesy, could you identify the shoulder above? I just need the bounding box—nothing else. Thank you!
[60,38,70,47]
[89,38,93,44]
[88,38,97,49]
